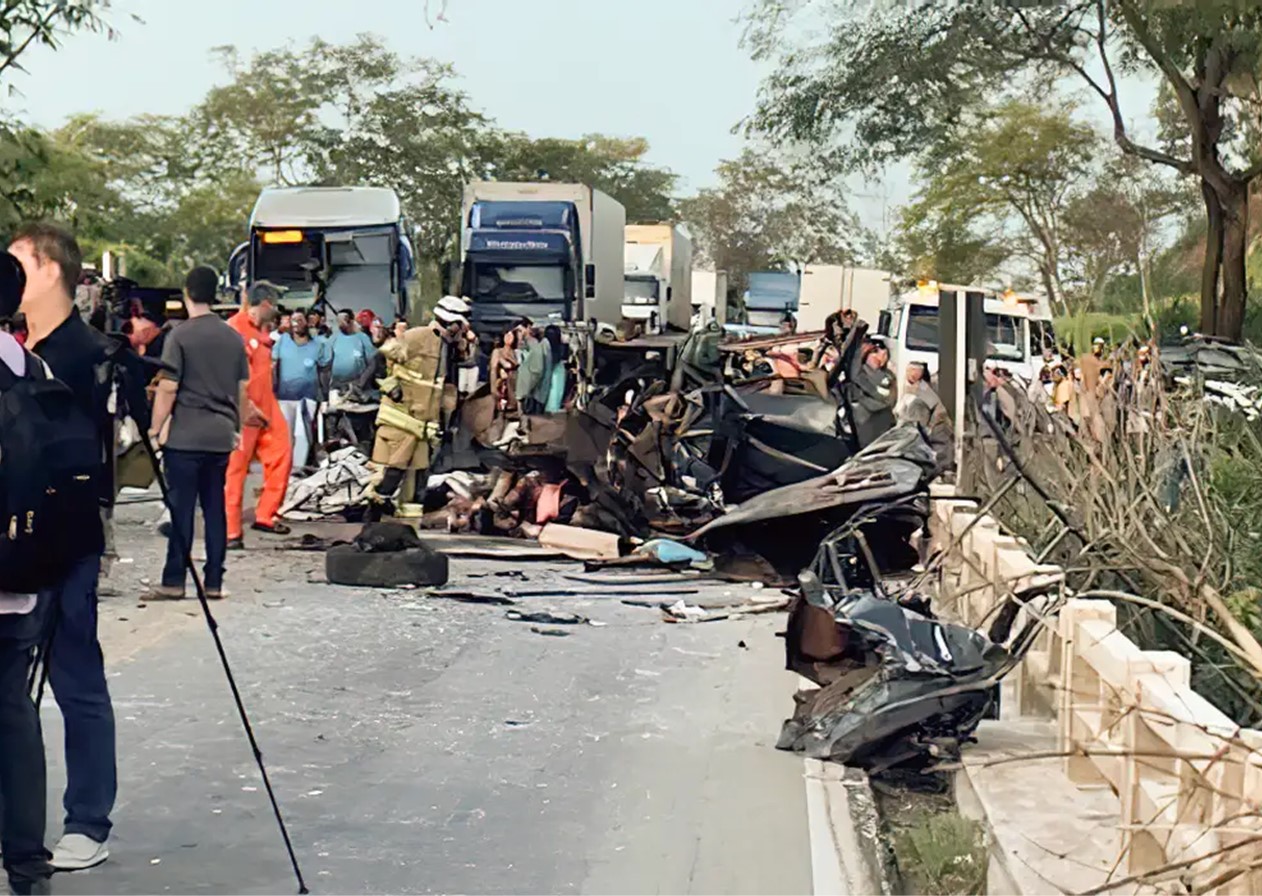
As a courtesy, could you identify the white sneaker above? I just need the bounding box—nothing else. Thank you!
[50,833,109,871]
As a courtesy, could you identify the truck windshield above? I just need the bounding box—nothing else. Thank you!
[624,277,659,305]
[472,264,566,302]
[987,313,1025,362]
[903,304,1026,362]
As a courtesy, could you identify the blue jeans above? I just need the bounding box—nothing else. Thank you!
[161,449,231,591]
[42,555,116,844]
[0,602,52,889]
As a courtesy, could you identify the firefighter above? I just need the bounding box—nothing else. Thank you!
[368,296,470,508]
[225,282,293,547]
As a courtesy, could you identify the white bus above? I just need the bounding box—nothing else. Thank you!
[228,186,416,323]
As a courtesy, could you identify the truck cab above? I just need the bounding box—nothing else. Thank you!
[459,182,626,339]
[622,224,692,334]
[228,186,415,323]
[461,199,582,335]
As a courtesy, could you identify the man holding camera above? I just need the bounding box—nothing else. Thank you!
[8,222,117,872]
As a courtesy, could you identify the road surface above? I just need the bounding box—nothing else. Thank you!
[40,499,818,895]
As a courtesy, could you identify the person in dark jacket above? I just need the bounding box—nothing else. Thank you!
[850,339,897,447]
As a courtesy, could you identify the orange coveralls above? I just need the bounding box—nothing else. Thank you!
[225,310,292,538]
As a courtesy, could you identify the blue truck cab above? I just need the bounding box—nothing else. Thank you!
[461,199,582,334]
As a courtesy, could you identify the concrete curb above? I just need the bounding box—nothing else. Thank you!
[797,676,894,895]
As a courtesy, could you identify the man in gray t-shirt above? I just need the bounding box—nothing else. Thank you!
[144,266,248,600]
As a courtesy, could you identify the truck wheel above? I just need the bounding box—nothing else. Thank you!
[325,543,450,588]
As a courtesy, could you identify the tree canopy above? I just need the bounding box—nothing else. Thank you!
[0,0,116,83]
[745,0,1262,339]
[4,34,681,287]
[679,148,859,294]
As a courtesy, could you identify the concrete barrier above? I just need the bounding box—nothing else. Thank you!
[928,484,1262,895]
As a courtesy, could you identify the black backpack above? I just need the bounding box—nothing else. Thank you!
[0,351,105,593]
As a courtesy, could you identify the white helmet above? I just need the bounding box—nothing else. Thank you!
[437,295,471,315]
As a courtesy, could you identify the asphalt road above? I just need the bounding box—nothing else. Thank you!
[40,503,815,895]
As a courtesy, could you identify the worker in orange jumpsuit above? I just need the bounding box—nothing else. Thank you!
[225,282,293,548]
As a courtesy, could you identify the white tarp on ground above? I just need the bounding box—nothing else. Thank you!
[281,447,376,520]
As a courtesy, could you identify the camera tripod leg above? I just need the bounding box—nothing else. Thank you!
[138,432,309,894]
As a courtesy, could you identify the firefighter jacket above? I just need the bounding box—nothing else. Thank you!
[372,325,447,470]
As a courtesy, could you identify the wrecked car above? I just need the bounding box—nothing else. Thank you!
[772,455,1055,771]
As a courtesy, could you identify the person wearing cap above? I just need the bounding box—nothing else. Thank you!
[225,282,292,546]
[366,300,465,508]
[849,338,897,447]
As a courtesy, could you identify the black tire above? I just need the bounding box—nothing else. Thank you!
[325,543,450,588]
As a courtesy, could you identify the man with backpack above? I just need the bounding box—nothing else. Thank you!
[143,266,249,600]
[8,222,117,872]
[0,248,54,894]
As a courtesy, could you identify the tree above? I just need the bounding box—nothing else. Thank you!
[55,113,261,280]
[894,199,1011,287]
[679,149,859,294]
[488,133,679,223]
[902,101,1100,313]
[1,0,115,83]
[312,70,494,277]
[0,123,129,239]
[745,0,1262,340]
[1061,154,1194,321]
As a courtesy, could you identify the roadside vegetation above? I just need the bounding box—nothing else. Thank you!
[875,783,986,896]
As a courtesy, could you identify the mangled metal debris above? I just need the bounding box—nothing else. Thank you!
[779,571,1011,771]
[774,467,1054,772]
[691,424,940,575]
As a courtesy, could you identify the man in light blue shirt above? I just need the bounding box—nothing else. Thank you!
[328,310,376,389]
[271,309,329,468]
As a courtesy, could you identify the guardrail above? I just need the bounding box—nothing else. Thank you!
[929,485,1262,894]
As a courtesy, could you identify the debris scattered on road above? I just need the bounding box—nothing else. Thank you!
[530,626,571,637]
[505,609,589,625]
[425,590,517,606]
[537,523,623,560]
[663,599,707,621]
[661,597,790,623]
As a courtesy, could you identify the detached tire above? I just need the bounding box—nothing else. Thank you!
[325,543,449,588]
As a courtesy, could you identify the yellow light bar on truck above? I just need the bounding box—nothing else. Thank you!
[261,230,304,244]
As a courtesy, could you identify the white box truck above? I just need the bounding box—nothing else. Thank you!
[460,182,626,334]
[691,269,728,325]
[797,265,891,332]
[622,223,693,332]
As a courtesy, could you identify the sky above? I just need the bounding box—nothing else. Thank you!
[7,0,764,195]
[7,0,1159,238]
